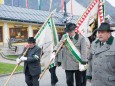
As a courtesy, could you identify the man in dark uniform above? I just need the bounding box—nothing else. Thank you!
[16,37,41,86]
[51,23,87,86]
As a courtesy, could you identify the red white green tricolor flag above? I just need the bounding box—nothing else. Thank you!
[75,0,105,37]
[34,16,59,71]
[38,0,42,10]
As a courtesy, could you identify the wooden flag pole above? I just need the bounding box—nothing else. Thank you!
[38,41,65,81]
[4,48,29,86]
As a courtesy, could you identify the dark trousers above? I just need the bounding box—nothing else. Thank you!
[49,66,58,84]
[81,70,86,86]
[65,70,82,86]
[25,68,39,86]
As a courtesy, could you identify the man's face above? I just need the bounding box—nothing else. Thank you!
[98,30,110,42]
[28,42,35,48]
[68,30,75,37]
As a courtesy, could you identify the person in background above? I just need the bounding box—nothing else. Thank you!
[49,34,62,86]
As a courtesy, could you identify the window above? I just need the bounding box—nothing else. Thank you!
[33,30,39,37]
[9,27,28,43]
[0,27,3,42]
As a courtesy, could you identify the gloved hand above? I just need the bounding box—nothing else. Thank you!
[50,52,56,61]
[16,58,21,64]
[87,79,91,86]
[79,63,88,71]
[20,56,27,61]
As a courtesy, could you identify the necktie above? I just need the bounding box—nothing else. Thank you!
[69,36,73,39]
[100,42,104,47]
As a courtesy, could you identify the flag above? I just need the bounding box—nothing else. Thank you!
[17,0,19,7]
[34,16,59,70]
[38,0,42,10]
[26,0,28,8]
[0,0,4,4]
[98,0,105,27]
[70,0,73,15]
[12,0,13,6]
[49,0,52,11]
[75,0,105,37]
[61,0,64,12]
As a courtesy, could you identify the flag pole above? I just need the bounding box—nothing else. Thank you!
[4,48,29,86]
[61,0,64,12]
[38,41,65,81]
[71,0,73,15]
[101,0,105,22]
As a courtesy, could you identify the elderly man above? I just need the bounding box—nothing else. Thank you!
[87,22,115,86]
[16,37,41,86]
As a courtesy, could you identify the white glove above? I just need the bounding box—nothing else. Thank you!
[16,58,21,64]
[20,56,27,61]
[50,52,55,61]
[79,63,88,71]
[87,80,91,86]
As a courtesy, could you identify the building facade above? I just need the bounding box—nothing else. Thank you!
[0,21,64,46]
[0,5,77,46]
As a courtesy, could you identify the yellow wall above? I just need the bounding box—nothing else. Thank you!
[32,25,41,30]
[8,23,28,29]
[0,22,4,26]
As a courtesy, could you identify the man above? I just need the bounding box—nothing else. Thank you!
[52,22,87,86]
[16,37,41,86]
[49,66,58,86]
[87,22,115,86]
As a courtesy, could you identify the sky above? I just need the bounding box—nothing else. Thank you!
[106,0,115,7]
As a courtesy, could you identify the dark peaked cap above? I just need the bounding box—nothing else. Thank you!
[65,22,76,32]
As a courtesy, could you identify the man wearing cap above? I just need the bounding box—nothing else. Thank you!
[16,37,41,86]
[87,22,115,86]
[52,22,87,86]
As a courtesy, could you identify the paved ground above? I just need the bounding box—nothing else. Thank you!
[0,67,67,86]
[0,51,91,86]
[0,67,91,86]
